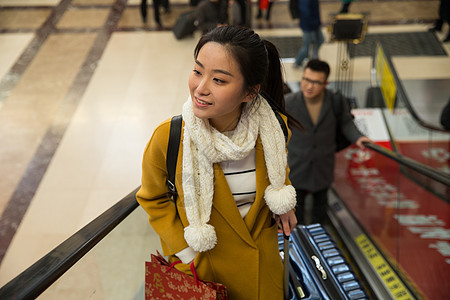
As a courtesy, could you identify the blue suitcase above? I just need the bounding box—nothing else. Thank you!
[279,224,369,300]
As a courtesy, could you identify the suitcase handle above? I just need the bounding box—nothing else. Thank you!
[311,255,327,280]
[283,234,289,300]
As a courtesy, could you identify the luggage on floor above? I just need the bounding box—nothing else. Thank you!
[173,10,197,40]
[279,224,368,300]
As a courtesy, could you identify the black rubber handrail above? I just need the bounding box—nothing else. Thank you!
[364,142,450,187]
[0,187,140,300]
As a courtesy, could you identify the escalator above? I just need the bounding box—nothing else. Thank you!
[0,43,448,299]
[326,42,449,300]
[329,141,449,300]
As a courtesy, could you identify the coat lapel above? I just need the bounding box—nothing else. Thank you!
[211,162,258,249]
[244,139,267,218]
[244,138,272,238]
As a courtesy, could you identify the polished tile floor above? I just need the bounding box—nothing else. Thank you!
[0,0,449,294]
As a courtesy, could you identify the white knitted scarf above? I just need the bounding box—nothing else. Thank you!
[181,95,296,252]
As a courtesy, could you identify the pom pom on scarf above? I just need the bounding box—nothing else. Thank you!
[184,223,217,252]
[264,184,297,215]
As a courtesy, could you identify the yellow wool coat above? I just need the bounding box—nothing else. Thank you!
[137,116,292,300]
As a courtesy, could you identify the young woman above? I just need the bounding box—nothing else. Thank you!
[137,25,298,299]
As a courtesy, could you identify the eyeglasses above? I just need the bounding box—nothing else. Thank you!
[302,77,326,87]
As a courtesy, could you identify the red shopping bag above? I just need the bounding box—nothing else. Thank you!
[145,251,227,300]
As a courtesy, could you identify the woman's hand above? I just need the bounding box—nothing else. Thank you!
[275,209,297,236]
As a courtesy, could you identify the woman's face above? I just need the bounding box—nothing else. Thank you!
[188,42,253,132]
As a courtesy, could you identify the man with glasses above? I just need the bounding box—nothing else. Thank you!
[285,59,371,224]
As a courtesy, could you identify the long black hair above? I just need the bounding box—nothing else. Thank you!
[194,25,302,129]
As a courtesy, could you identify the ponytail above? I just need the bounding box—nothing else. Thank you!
[261,40,285,112]
[261,40,303,130]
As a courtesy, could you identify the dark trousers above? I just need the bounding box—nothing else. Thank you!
[295,188,329,225]
[153,0,170,26]
[235,0,247,25]
[340,2,351,13]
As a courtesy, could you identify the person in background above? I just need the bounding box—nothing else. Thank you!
[232,0,248,26]
[339,0,354,13]
[293,0,324,68]
[256,0,274,21]
[195,0,221,34]
[153,0,170,28]
[286,59,371,224]
[137,25,298,299]
[429,0,450,43]
[230,0,242,25]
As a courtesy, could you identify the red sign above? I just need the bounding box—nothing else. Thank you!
[334,147,450,299]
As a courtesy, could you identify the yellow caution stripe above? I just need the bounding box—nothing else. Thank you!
[355,234,415,300]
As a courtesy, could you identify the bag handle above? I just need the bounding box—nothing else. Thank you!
[165,260,182,273]
[190,262,200,287]
[164,259,201,287]
[162,259,201,288]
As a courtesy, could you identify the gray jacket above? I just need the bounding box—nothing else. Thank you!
[285,89,363,191]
